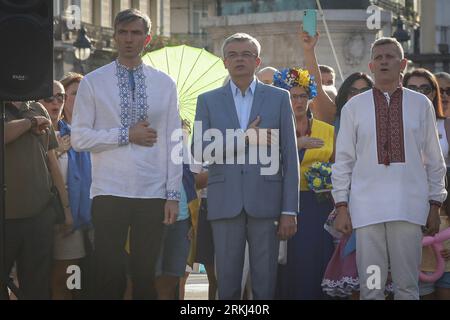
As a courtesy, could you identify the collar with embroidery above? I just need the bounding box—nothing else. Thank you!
[372,85,403,98]
[372,86,405,166]
[115,59,149,146]
[115,59,144,72]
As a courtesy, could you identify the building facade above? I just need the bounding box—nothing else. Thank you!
[170,0,210,49]
[408,0,450,72]
[53,0,172,79]
[199,0,421,85]
[53,0,449,82]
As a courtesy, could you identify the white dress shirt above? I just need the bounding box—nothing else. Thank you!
[230,78,257,130]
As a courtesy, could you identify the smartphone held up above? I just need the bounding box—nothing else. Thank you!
[303,9,317,37]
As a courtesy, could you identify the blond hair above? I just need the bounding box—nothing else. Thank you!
[60,72,83,90]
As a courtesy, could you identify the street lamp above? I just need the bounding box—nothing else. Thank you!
[393,15,410,53]
[73,26,93,73]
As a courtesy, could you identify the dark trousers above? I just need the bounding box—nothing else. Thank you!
[0,209,55,300]
[91,196,165,300]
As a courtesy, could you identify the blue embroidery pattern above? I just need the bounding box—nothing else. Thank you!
[115,60,149,145]
[166,190,181,201]
[135,69,148,122]
[119,127,129,146]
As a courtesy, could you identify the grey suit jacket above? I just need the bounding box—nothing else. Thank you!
[193,80,299,220]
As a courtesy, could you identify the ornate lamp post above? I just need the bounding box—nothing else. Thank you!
[393,15,411,54]
[73,26,93,74]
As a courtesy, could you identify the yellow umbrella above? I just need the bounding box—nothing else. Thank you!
[143,45,228,130]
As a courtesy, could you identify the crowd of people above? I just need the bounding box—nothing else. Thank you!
[2,8,450,300]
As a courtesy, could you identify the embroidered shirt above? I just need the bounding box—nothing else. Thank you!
[332,88,447,228]
[71,61,182,201]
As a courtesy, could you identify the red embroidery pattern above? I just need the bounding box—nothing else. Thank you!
[373,87,405,165]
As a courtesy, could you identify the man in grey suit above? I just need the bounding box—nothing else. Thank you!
[193,33,299,300]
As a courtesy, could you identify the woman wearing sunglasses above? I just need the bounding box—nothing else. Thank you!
[403,69,446,166]
[435,72,450,118]
[39,77,91,299]
[403,69,450,300]
[333,72,373,133]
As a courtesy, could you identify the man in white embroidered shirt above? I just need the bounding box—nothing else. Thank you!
[332,37,447,300]
[71,9,182,300]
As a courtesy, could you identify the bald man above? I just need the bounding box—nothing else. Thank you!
[256,66,278,85]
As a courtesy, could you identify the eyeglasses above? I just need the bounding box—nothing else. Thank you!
[225,51,258,60]
[348,87,371,96]
[406,84,433,95]
[440,87,450,96]
[43,93,66,103]
[290,93,309,101]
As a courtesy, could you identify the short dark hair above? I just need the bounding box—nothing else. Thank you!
[114,9,151,36]
[335,72,373,117]
[403,68,445,119]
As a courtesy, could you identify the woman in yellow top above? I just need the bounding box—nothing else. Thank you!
[273,64,335,299]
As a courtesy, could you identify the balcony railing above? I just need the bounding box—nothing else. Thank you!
[217,0,373,16]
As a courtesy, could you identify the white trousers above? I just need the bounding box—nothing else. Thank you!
[356,221,422,300]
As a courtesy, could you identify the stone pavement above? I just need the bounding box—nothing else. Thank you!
[184,272,209,300]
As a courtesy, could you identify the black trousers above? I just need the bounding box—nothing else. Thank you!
[0,209,55,300]
[91,196,165,300]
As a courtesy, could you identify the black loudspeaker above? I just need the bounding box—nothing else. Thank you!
[0,0,53,101]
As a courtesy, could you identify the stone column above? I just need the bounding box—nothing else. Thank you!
[149,0,170,36]
[150,0,160,35]
[161,0,171,36]
[420,0,436,53]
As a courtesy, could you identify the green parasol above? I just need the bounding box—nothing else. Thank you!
[142,45,228,128]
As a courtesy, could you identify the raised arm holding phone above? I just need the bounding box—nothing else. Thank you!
[300,11,337,124]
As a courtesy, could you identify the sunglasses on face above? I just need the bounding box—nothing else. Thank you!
[43,93,66,103]
[440,87,450,96]
[406,84,433,95]
[348,87,371,96]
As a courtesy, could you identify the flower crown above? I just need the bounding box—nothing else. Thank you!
[273,67,317,99]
